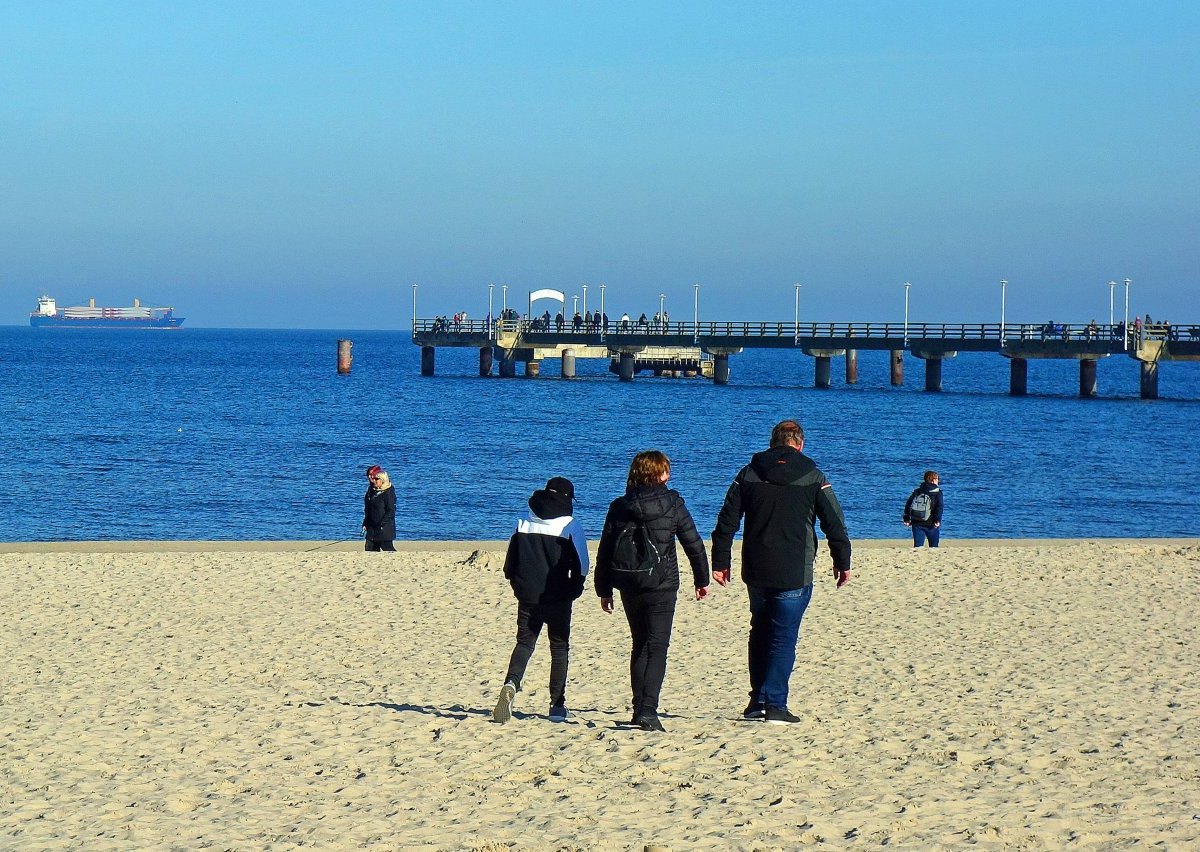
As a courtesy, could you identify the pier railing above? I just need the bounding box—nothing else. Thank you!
[413,318,1200,346]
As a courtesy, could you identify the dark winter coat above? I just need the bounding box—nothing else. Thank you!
[594,485,710,597]
[363,485,397,542]
[711,445,851,589]
[903,481,943,528]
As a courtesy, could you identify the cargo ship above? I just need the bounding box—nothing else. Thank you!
[29,295,185,329]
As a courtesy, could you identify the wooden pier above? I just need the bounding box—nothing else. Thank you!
[411,319,1200,399]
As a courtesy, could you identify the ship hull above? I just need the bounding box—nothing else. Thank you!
[30,315,185,329]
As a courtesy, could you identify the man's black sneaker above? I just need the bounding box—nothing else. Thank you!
[764,706,801,725]
[636,713,666,732]
[742,701,766,720]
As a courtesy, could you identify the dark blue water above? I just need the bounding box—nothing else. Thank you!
[1,327,1197,541]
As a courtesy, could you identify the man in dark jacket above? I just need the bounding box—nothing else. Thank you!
[903,470,943,547]
[493,477,589,725]
[361,465,396,551]
[711,420,852,725]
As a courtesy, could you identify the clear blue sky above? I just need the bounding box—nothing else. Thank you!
[2,1,1197,328]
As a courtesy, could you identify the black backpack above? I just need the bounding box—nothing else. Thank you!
[609,520,661,590]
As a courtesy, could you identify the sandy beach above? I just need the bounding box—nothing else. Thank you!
[1,539,1197,849]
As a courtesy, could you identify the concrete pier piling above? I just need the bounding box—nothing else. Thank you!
[924,357,943,392]
[1009,357,1028,396]
[713,353,730,385]
[524,360,540,378]
[420,345,435,377]
[479,346,493,377]
[1140,361,1159,399]
[336,339,352,374]
[845,349,858,384]
[561,349,576,379]
[1079,359,1098,397]
[814,356,832,388]
[618,351,636,382]
[890,350,904,386]
[499,353,517,378]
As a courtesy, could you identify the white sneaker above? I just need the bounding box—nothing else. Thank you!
[492,682,517,724]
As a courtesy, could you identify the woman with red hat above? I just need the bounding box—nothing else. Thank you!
[362,465,396,551]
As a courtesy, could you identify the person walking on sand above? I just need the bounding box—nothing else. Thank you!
[903,470,943,548]
[362,465,396,551]
[493,477,589,724]
[594,451,710,733]
[711,420,852,725]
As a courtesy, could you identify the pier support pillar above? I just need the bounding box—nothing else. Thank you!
[618,351,636,382]
[713,354,730,386]
[337,339,352,374]
[524,360,540,379]
[1009,358,1028,396]
[1140,361,1159,399]
[1079,359,1098,398]
[420,346,435,377]
[890,350,904,386]
[924,358,943,392]
[478,346,493,377]
[561,349,576,379]
[498,353,517,378]
[845,349,858,384]
[814,356,832,388]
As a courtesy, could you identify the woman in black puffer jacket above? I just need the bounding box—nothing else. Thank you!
[595,450,711,732]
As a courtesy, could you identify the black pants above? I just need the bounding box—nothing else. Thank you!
[365,538,395,551]
[620,589,677,716]
[504,600,573,706]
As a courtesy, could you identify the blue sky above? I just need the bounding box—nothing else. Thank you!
[2,1,1197,328]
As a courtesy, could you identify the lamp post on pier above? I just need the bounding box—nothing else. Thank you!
[412,284,418,331]
[794,282,802,345]
[1123,278,1131,350]
[693,283,700,343]
[572,295,579,315]
[582,284,588,318]
[1000,279,1007,348]
[600,283,607,341]
[903,281,911,348]
[502,284,508,316]
[488,283,494,336]
[659,293,665,330]
[1108,280,1116,328]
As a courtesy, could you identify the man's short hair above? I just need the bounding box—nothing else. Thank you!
[770,420,805,448]
[924,470,939,483]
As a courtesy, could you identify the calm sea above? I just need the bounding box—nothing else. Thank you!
[1,326,1197,542]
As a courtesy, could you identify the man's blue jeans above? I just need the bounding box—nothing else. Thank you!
[747,584,813,709]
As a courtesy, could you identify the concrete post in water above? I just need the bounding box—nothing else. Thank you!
[713,353,730,385]
[524,359,540,379]
[924,357,943,392]
[845,348,858,384]
[499,351,517,378]
[1009,357,1028,396]
[561,348,576,379]
[479,346,493,377]
[1079,359,1098,398]
[814,356,832,388]
[336,339,352,374]
[420,346,435,377]
[890,350,904,386]
[618,351,636,382]
[1140,360,1159,399]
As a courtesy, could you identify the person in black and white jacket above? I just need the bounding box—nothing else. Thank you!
[492,477,589,725]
